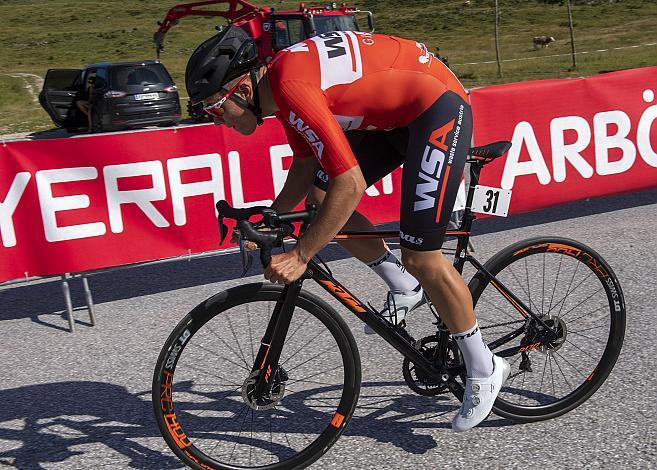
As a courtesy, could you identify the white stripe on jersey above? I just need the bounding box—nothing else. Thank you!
[311,31,363,91]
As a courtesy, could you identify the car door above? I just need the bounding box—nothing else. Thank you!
[38,69,83,127]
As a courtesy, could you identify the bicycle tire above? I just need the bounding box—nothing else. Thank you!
[466,237,625,423]
[153,282,361,470]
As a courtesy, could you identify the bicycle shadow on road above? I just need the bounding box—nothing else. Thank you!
[344,380,517,455]
[0,381,181,469]
[0,379,522,468]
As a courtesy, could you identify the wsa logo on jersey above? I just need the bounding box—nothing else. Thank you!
[311,31,363,91]
[289,111,325,158]
[413,119,456,212]
[413,104,464,214]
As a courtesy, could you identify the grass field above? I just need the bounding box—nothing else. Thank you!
[1,0,655,135]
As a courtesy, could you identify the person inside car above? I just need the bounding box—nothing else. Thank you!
[75,75,96,133]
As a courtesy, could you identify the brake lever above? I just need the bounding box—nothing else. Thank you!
[239,238,253,276]
[218,217,229,245]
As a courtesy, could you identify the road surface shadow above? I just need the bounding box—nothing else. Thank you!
[0,379,515,468]
[0,381,181,469]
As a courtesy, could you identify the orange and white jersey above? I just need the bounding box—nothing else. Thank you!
[268,31,469,177]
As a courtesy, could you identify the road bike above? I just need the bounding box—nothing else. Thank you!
[153,141,626,469]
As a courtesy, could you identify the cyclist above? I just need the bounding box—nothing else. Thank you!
[185,26,510,432]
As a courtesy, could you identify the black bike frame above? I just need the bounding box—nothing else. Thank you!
[252,160,559,392]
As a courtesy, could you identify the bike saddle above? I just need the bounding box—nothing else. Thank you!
[468,141,512,160]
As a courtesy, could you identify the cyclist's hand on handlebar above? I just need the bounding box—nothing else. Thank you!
[265,249,308,284]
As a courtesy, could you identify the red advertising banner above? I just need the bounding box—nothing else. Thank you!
[1,66,656,282]
[470,65,657,214]
[0,120,403,282]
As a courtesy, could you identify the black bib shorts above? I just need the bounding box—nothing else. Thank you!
[313,91,473,251]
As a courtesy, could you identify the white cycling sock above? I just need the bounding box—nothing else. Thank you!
[453,322,494,379]
[366,250,419,294]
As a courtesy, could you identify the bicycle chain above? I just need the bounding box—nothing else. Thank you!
[480,319,525,330]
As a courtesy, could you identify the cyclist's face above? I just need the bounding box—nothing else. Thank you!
[203,89,257,136]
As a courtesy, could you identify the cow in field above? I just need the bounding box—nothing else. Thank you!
[533,36,556,49]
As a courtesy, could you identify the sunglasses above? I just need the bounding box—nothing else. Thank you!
[203,74,250,118]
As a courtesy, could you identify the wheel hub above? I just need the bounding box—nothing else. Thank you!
[526,316,568,354]
[241,367,288,411]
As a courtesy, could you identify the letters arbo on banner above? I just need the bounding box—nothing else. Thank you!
[470,66,657,213]
[1,66,656,283]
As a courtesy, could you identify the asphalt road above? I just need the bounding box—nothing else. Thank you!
[1,189,656,469]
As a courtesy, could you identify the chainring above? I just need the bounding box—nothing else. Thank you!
[402,335,462,396]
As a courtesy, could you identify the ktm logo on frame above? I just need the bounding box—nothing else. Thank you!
[319,279,367,313]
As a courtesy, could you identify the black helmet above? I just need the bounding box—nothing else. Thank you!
[185,26,259,104]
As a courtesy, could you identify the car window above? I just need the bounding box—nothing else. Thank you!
[44,70,81,91]
[313,15,359,33]
[272,18,304,49]
[109,64,173,90]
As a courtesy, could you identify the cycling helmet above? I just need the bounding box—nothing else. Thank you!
[185,25,259,104]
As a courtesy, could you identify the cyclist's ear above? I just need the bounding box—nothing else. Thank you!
[236,79,253,102]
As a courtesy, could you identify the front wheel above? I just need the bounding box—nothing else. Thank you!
[153,283,361,470]
[468,237,625,422]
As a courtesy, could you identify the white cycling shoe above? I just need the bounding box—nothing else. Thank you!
[364,287,425,334]
[452,355,511,432]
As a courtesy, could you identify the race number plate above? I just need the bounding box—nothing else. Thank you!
[135,92,159,101]
[471,185,512,217]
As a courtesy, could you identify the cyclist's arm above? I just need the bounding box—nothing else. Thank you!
[272,80,366,262]
[295,165,366,263]
[271,155,320,213]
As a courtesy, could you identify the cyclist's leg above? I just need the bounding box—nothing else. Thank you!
[307,130,420,294]
[397,90,497,373]
[307,129,404,260]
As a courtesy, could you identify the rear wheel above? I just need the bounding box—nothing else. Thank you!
[153,283,361,469]
[467,237,625,422]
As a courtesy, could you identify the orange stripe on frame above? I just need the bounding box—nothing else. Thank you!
[490,280,528,319]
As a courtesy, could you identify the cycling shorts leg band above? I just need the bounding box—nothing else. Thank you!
[399,91,473,251]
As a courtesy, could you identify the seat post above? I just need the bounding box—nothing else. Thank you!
[455,160,482,235]
[465,162,483,215]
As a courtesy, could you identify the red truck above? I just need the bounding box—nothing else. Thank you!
[154,0,374,120]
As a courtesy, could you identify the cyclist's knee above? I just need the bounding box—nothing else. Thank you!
[401,247,449,281]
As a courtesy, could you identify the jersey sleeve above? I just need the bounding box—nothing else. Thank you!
[276,114,314,159]
[273,79,359,178]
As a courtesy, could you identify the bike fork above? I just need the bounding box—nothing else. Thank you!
[252,281,302,397]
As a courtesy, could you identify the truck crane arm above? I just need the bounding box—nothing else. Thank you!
[154,0,258,58]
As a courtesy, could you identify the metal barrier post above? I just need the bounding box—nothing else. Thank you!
[61,273,75,333]
[82,275,96,326]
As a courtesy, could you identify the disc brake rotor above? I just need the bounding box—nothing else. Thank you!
[241,367,287,411]
[537,316,567,353]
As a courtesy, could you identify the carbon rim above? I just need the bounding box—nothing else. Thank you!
[469,238,625,419]
[153,285,359,469]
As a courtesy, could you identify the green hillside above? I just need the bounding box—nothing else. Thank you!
[1,0,655,134]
